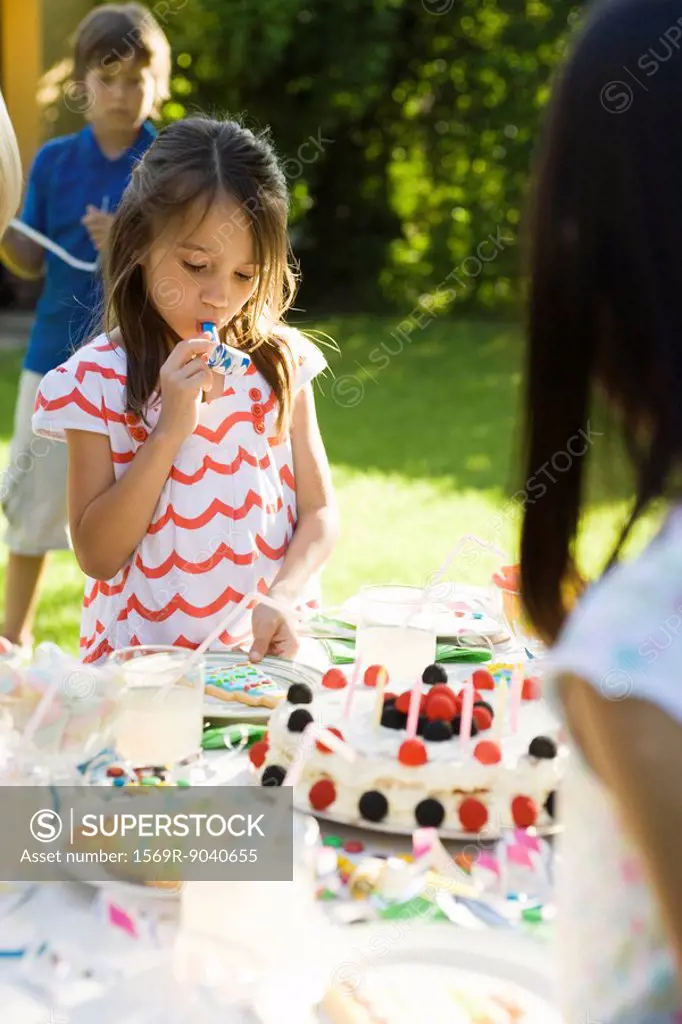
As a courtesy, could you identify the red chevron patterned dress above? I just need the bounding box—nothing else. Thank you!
[32,333,327,663]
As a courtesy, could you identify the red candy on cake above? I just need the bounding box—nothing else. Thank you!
[364,665,389,688]
[458,797,488,832]
[427,684,454,703]
[316,727,345,754]
[511,795,538,828]
[458,687,483,704]
[309,779,336,811]
[473,706,493,731]
[472,669,495,691]
[248,740,269,768]
[395,691,412,715]
[522,676,542,701]
[322,668,347,690]
[426,694,457,722]
[398,739,428,766]
[474,740,502,764]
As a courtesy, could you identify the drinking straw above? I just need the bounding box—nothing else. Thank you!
[22,676,63,744]
[403,533,509,636]
[426,534,509,596]
[153,590,259,703]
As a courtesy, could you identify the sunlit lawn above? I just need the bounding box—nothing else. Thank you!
[0,317,654,654]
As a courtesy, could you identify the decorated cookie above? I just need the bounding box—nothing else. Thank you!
[204,662,284,708]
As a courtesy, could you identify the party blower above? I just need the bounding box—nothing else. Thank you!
[201,321,251,376]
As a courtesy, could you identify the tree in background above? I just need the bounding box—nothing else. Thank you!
[99,0,585,314]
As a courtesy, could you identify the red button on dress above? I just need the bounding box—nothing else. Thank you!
[131,426,148,443]
[251,403,264,418]
[124,411,140,427]
[249,388,262,402]
[254,421,266,435]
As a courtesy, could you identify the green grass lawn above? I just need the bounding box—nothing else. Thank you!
[0,316,655,654]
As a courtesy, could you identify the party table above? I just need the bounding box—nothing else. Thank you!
[0,732,559,1023]
[0,602,560,1021]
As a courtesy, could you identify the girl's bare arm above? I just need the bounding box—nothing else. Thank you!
[561,674,682,972]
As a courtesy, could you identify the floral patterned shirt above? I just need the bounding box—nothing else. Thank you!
[547,509,682,1023]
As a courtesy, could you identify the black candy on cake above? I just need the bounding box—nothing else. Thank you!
[450,715,479,737]
[287,682,313,705]
[529,735,558,759]
[381,707,407,730]
[424,720,452,742]
[545,790,556,819]
[416,715,428,737]
[287,708,314,733]
[415,798,445,827]
[422,663,448,686]
[359,790,389,822]
[261,765,286,787]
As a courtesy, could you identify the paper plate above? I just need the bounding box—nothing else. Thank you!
[318,923,561,1023]
[202,652,324,721]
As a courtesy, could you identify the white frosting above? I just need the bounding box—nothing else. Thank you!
[262,674,564,833]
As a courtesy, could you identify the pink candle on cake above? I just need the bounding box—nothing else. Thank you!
[495,675,509,739]
[509,664,523,734]
[459,680,474,754]
[405,677,422,739]
[342,659,363,719]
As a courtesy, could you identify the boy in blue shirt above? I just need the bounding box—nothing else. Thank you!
[0,3,171,649]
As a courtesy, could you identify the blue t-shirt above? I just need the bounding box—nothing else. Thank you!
[20,121,156,375]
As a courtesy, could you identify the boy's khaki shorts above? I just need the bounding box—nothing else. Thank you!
[1,370,69,555]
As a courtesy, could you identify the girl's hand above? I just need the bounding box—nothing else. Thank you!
[249,603,300,663]
[156,338,215,443]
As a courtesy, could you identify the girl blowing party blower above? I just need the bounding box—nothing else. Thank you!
[201,322,252,376]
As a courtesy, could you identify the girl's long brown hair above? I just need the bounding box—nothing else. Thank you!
[103,117,300,433]
[521,0,682,643]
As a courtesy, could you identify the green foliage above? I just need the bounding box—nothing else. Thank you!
[0,316,652,652]
[137,0,587,312]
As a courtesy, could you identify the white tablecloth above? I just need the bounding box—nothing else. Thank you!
[0,634,551,1021]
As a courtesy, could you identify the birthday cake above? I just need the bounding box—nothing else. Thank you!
[252,664,564,835]
[321,965,553,1023]
[204,661,283,708]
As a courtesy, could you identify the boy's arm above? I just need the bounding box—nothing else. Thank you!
[0,227,44,280]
